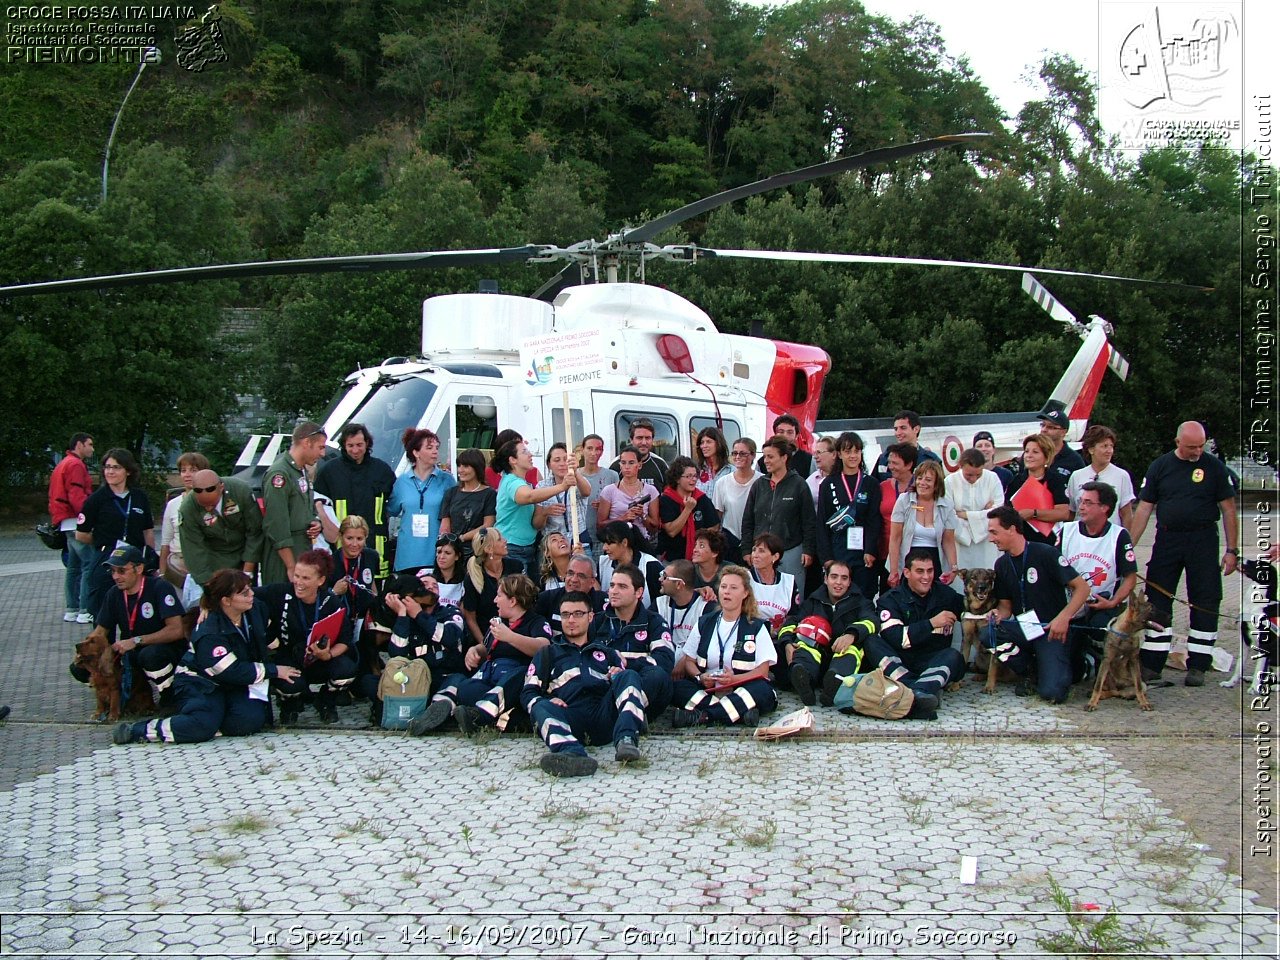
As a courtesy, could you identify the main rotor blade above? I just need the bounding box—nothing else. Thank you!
[621,132,991,245]
[699,249,1214,293]
[0,246,544,298]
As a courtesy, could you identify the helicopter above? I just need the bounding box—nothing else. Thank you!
[0,133,1205,475]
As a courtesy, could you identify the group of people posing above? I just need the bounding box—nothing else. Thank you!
[51,407,1238,775]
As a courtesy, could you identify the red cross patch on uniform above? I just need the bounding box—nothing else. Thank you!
[212,646,228,657]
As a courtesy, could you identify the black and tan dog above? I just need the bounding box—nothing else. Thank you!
[72,631,155,722]
[951,569,1004,692]
[1086,591,1154,712]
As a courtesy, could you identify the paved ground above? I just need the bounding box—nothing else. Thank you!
[1,519,1277,958]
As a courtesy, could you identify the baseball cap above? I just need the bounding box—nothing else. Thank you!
[103,545,144,568]
[972,431,995,445]
[1037,409,1070,429]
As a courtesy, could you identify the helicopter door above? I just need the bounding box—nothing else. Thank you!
[432,387,505,470]
[538,397,587,461]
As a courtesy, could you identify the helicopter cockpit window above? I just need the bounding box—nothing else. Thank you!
[615,411,678,462]
[456,395,498,452]
[551,409,585,449]
[347,376,437,452]
[690,416,741,448]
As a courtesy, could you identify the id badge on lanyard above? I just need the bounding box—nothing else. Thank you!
[840,472,864,551]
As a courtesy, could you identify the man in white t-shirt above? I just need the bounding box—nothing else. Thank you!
[657,559,716,657]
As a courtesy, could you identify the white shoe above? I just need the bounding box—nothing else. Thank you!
[75,611,93,624]
[63,611,77,622]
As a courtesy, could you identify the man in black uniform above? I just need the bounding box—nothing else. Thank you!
[90,546,187,702]
[1130,421,1238,686]
[522,592,649,777]
[864,549,967,719]
[587,565,675,717]
[986,505,1091,703]
[313,423,397,576]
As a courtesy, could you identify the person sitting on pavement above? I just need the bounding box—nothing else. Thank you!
[427,534,467,611]
[656,559,717,656]
[1057,481,1139,683]
[113,569,301,745]
[670,565,778,728]
[985,505,1091,704]
[776,558,877,705]
[534,552,606,634]
[690,528,728,594]
[74,545,188,710]
[597,520,664,608]
[537,531,576,591]
[521,591,649,778]
[587,564,676,718]
[746,533,799,635]
[461,527,524,647]
[856,548,967,720]
[358,572,468,725]
[409,573,552,736]
[258,549,356,724]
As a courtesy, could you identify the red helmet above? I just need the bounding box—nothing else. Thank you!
[795,615,834,648]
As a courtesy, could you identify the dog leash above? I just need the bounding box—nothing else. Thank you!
[1137,573,1249,626]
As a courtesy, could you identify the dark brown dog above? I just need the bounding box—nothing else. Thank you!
[951,569,1002,691]
[1086,591,1154,712]
[73,631,155,722]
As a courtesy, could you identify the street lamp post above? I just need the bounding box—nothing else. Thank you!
[101,46,161,205]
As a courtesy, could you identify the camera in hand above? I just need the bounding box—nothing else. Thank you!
[629,493,652,508]
[314,636,329,650]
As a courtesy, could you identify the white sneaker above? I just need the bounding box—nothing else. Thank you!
[63,610,77,622]
[75,611,93,624]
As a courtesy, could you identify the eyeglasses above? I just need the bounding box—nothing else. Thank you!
[731,450,751,458]
[103,464,125,471]
[193,484,219,494]
[560,610,592,619]
[659,573,684,584]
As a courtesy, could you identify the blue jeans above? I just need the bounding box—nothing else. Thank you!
[990,619,1076,703]
[507,542,536,576]
[65,536,96,613]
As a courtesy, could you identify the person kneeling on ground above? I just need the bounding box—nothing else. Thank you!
[113,569,301,744]
[670,566,777,727]
[408,573,551,735]
[587,564,675,717]
[985,505,1091,703]
[776,558,877,705]
[853,548,967,720]
[522,592,649,777]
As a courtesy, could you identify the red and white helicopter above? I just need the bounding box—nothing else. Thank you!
[0,133,1198,473]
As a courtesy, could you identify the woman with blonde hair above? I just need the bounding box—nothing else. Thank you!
[887,460,958,587]
[669,565,778,728]
[461,527,522,646]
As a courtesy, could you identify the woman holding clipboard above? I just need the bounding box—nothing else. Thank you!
[258,549,355,724]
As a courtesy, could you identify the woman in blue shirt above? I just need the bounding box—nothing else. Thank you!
[388,428,456,572]
[492,438,579,575]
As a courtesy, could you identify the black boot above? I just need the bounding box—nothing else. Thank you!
[315,690,338,724]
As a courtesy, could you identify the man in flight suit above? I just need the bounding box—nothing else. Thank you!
[261,421,327,584]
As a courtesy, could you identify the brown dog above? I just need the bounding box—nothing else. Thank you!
[73,631,155,722]
[951,569,1002,691]
[1086,591,1154,712]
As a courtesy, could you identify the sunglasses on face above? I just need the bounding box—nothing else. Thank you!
[193,485,220,494]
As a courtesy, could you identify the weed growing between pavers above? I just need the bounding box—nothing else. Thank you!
[1037,872,1167,956]
[223,813,270,835]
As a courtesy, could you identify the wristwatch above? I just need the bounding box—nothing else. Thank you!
[1225,547,1239,556]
